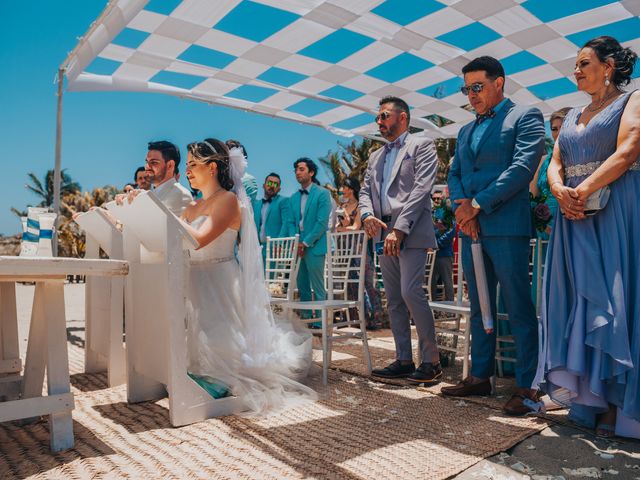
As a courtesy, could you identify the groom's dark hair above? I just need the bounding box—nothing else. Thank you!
[148,140,180,166]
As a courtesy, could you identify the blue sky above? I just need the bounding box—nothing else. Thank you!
[0,1,345,236]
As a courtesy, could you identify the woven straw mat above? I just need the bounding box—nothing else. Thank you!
[0,329,548,479]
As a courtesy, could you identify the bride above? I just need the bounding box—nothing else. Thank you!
[179,138,315,415]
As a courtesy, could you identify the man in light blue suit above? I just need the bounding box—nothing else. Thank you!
[253,172,294,264]
[290,158,331,321]
[443,56,546,416]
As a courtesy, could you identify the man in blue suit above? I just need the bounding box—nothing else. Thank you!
[290,158,331,321]
[253,173,294,265]
[443,56,545,416]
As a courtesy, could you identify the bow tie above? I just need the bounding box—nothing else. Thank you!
[299,189,309,195]
[262,197,272,204]
[385,138,402,151]
[475,109,496,124]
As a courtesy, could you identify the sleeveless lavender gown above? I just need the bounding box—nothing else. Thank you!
[534,91,640,438]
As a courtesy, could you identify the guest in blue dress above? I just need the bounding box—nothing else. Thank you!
[529,107,570,307]
[534,36,640,439]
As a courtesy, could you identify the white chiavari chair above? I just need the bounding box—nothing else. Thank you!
[281,231,372,385]
[264,235,300,306]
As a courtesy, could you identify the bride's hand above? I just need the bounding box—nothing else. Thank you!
[552,183,585,220]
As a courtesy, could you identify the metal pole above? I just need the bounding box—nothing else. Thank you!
[52,68,64,256]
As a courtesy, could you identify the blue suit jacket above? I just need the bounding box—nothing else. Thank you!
[448,99,545,237]
[252,195,294,241]
[290,183,331,256]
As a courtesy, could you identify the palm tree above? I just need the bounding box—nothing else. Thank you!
[319,138,383,200]
[56,186,119,257]
[434,137,457,185]
[24,169,81,207]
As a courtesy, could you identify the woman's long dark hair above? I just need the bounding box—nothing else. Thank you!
[343,176,360,201]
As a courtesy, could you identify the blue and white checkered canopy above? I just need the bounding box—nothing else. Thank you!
[64,0,640,138]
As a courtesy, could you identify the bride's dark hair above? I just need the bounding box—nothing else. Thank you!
[187,138,234,191]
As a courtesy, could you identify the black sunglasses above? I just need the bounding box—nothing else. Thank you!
[460,83,484,95]
[375,111,395,122]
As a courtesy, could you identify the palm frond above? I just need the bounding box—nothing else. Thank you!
[10,207,27,218]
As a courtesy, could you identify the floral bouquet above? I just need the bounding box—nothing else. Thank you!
[530,194,553,233]
[432,197,455,232]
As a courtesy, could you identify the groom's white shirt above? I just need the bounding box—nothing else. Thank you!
[153,178,192,217]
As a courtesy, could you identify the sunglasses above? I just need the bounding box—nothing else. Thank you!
[460,83,484,95]
[265,180,280,188]
[375,111,395,122]
[431,196,443,201]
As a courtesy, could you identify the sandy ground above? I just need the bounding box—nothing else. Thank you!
[10,284,640,479]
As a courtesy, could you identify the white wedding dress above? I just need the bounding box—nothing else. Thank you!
[185,215,315,415]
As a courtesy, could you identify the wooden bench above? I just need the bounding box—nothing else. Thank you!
[0,256,128,452]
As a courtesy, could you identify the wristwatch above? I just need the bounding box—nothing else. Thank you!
[360,212,372,222]
[471,198,481,210]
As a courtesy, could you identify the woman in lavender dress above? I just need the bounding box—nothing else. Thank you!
[534,36,640,438]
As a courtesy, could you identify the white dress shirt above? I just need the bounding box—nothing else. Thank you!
[299,185,311,231]
[153,178,193,217]
[380,132,408,216]
[259,199,271,242]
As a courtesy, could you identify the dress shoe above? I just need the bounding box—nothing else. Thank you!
[407,362,442,384]
[503,388,542,416]
[441,376,491,397]
[371,360,415,379]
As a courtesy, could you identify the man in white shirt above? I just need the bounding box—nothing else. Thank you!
[144,141,192,217]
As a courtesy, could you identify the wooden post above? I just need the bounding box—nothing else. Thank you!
[52,68,64,257]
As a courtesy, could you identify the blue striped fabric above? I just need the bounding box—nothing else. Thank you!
[26,218,40,229]
[68,1,640,139]
[39,229,53,240]
[23,231,39,242]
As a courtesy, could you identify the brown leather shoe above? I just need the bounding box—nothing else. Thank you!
[503,388,542,416]
[441,376,491,397]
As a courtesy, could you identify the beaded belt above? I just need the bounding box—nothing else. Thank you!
[190,255,235,265]
[565,159,640,179]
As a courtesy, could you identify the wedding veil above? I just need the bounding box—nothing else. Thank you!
[224,147,316,414]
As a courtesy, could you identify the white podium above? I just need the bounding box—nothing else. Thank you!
[75,207,126,387]
[107,191,243,426]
